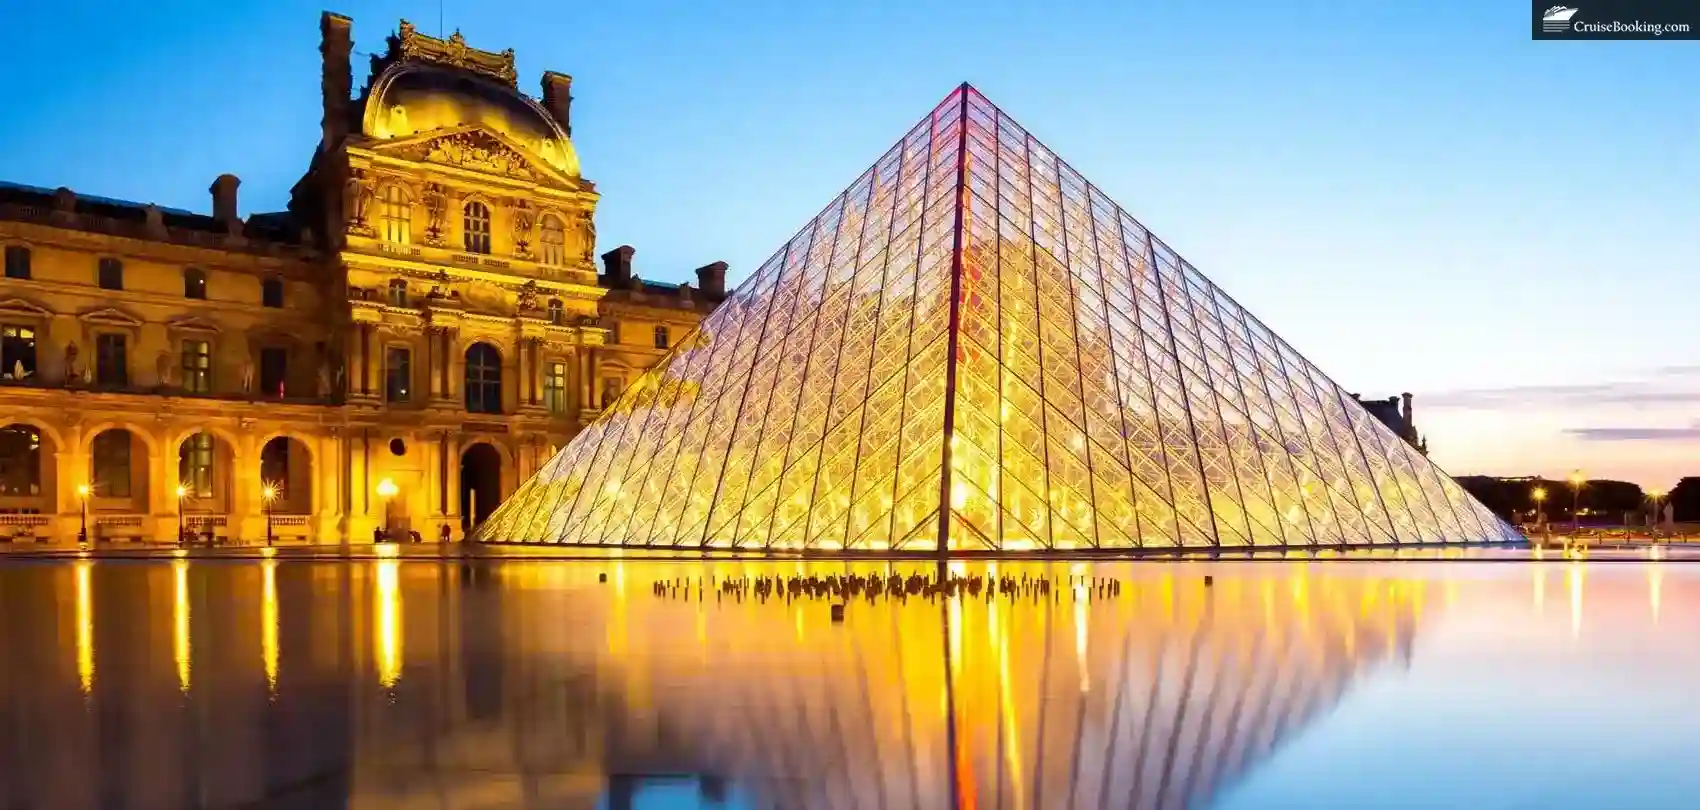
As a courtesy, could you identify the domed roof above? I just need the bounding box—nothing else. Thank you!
[363,62,580,177]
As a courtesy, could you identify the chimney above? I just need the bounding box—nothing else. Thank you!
[1401,392,1415,437]
[320,12,354,148]
[601,245,635,285]
[695,261,728,298]
[210,174,240,229]
[540,71,574,136]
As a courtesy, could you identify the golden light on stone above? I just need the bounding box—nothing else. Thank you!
[475,86,1516,554]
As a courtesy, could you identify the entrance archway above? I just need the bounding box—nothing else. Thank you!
[259,436,313,514]
[460,443,503,534]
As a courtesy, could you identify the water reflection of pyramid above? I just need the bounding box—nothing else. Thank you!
[357,565,1421,810]
[479,84,1519,552]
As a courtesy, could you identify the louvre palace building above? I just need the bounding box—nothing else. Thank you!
[0,13,725,544]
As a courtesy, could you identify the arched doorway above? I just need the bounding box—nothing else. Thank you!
[88,428,147,510]
[177,431,235,512]
[460,443,502,535]
[258,436,313,515]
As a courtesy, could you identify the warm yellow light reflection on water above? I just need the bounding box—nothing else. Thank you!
[1568,563,1584,639]
[262,559,279,695]
[173,560,191,693]
[75,561,94,695]
[375,559,403,688]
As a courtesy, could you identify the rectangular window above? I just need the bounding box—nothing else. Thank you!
[95,333,128,387]
[385,346,411,403]
[0,325,35,380]
[181,339,211,393]
[259,347,288,397]
[654,326,670,349]
[262,278,284,308]
[544,361,568,414]
[97,258,124,291]
[184,268,207,299]
[3,245,29,280]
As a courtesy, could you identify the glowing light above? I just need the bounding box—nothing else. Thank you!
[76,483,90,497]
[375,559,403,687]
[261,484,277,502]
[375,479,399,499]
[75,561,94,695]
[175,484,187,499]
[173,560,191,693]
[262,559,279,695]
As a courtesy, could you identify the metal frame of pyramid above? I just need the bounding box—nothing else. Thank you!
[476,84,1520,555]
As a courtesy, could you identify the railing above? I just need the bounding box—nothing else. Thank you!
[93,515,145,528]
[0,515,50,528]
[184,515,227,529]
[0,202,314,258]
[271,515,309,527]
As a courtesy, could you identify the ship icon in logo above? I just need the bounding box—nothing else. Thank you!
[1542,5,1580,32]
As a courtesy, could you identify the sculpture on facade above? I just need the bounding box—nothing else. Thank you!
[579,211,596,263]
[344,172,376,235]
[516,280,541,313]
[62,341,81,385]
[155,350,175,388]
[511,201,535,259]
[422,184,448,245]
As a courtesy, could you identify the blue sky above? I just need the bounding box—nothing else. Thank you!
[2,0,1695,487]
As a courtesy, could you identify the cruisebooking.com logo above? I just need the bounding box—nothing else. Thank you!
[1533,2,1698,39]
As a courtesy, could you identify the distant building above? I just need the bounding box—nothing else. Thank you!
[1351,392,1427,455]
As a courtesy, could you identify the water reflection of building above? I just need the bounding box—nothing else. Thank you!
[0,560,1425,810]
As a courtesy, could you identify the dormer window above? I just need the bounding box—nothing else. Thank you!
[184,267,207,300]
[463,201,492,255]
[388,279,408,308]
[547,298,564,325]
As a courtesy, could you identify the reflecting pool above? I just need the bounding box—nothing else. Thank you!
[1,556,1698,809]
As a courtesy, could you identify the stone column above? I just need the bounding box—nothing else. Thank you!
[515,335,530,412]
[444,433,463,541]
[424,326,438,398]
[362,324,376,395]
[231,433,260,542]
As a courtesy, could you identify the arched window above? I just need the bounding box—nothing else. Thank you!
[0,424,42,496]
[653,325,671,349]
[380,185,412,244]
[465,342,503,414]
[539,214,566,266]
[179,432,214,499]
[601,377,623,410]
[183,267,207,300]
[463,201,492,255]
[547,298,564,325]
[388,279,408,308]
[91,430,132,498]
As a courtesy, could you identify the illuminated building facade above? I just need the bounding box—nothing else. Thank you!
[481,85,1517,553]
[0,13,724,544]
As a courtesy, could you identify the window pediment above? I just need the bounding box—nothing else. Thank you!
[167,316,223,334]
[0,298,51,320]
[78,307,144,329]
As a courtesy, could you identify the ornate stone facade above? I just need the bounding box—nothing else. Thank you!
[0,12,727,544]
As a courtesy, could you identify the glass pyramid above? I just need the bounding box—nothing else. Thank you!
[477,85,1520,553]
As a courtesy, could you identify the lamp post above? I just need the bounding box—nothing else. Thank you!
[175,485,187,546]
[261,484,277,547]
[76,484,90,545]
[376,478,398,542]
[1531,486,1547,545]
[1648,489,1665,534]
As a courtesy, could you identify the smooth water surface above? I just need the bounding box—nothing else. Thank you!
[1,555,1696,809]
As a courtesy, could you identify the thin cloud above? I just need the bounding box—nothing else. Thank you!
[1564,427,1700,442]
[1423,378,1700,409]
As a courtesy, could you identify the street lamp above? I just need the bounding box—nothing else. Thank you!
[1649,489,1666,532]
[76,484,90,545]
[376,478,398,542]
[261,484,277,547]
[175,484,188,546]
